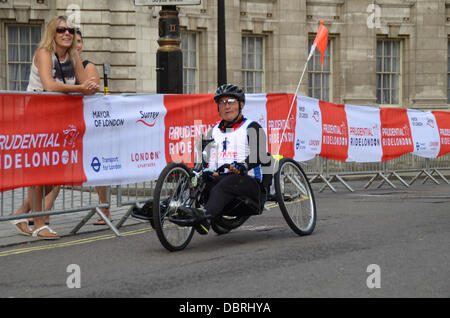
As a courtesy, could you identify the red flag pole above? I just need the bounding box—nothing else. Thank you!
[275,21,328,158]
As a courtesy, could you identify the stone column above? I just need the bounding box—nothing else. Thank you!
[341,0,377,106]
[411,0,447,109]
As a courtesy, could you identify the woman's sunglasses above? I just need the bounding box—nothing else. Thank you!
[56,27,75,35]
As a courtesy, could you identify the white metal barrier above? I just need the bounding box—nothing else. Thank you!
[2,90,450,236]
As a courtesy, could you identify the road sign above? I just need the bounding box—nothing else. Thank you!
[135,0,201,5]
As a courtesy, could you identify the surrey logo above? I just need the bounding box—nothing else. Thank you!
[312,110,320,123]
[136,111,160,127]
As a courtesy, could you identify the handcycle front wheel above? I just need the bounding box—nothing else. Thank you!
[274,157,316,236]
[152,162,195,251]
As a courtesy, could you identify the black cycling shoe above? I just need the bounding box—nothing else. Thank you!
[168,206,209,229]
[194,218,210,235]
[168,212,196,227]
[131,200,153,220]
[169,216,196,227]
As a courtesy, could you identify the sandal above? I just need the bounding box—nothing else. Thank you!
[32,225,60,240]
[93,218,112,226]
[10,219,32,236]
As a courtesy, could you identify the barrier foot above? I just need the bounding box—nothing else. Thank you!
[364,174,378,189]
[391,172,410,188]
[309,174,319,183]
[70,208,96,235]
[318,175,337,193]
[365,172,396,189]
[334,174,354,192]
[376,173,397,189]
[408,170,423,186]
[431,169,450,184]
[70,207,121,237]
[95,207,121,236]
[115,205,134,229]
[421,170,440,185]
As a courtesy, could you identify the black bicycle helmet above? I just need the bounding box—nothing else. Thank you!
[214,84,245,104]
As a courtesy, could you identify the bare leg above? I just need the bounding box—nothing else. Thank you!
[93,186,111,225]
[10,191,33,235]
[13,186,60,224]
[28,185,59,239]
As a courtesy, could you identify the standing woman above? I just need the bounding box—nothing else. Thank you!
[27,16,99,94]
[11,16,99,240]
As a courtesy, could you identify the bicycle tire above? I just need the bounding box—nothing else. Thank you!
[152,162,195,251]
[210,221,230,235]
[211,215,250,235]
[274,157,316,236]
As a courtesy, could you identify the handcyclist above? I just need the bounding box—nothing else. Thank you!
[171,84,272,235]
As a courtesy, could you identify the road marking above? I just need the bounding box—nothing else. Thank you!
[0,227,152,257]
[1,203,285,257]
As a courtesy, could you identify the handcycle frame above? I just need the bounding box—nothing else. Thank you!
[151,137,317,252]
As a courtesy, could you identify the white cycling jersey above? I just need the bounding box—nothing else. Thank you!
[208,119,263,182]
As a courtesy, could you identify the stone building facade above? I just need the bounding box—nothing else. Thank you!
[0,0,449,110]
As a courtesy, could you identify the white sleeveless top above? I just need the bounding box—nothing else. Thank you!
[208,119,263,182]
[27,52,76,92]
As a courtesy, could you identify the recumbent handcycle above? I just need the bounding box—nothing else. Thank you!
[135,137,316,252]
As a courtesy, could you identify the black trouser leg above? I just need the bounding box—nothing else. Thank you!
[204,174,261,218]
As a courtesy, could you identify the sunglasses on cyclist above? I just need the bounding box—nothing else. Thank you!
[56,27,75,35]
[218,98,237,106]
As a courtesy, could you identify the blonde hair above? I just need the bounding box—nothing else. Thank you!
[38,16,77,57]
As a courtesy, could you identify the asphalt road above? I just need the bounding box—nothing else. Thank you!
[1,181,449,300]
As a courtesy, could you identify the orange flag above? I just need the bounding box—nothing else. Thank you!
[309,20,329,66]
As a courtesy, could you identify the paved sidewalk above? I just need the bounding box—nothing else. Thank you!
[0,187,150,247]
[0,207,148,248]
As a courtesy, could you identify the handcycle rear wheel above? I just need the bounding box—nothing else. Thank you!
[274,157,316,236]
[152,162,195,251]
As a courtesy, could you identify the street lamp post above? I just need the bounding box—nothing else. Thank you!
[217,0,227,86]
[157,5,183,94]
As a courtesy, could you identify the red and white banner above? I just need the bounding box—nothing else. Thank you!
[0,93,86,191]
[294,95,322,162]
[1,92,450,191]
[345,104,382,162]
[433,111,450,157]
[82,94,168,186]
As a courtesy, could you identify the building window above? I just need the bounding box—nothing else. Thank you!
[308,38,331,102]
[181,31,198,94]
[7,25,41,91]
[242,36,264,93]
[376,39,401,105]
